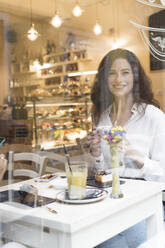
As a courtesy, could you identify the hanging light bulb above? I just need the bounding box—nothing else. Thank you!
[27,0,39,41]
[93,3,102,35]
[72,3,83,17]
[51,12,62,28]
[93,22,102,35]
[27,23,39,41]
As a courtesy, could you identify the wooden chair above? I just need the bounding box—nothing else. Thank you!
[8,151,48,182]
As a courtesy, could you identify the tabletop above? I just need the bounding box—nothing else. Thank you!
[0,174,165,248]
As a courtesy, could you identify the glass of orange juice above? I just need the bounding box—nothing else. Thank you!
[65,161,88,200]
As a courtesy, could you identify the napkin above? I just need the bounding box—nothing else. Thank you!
[48,177,68,190]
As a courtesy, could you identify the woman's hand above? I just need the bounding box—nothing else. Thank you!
[119,139,145,169]
[87,127,101,157]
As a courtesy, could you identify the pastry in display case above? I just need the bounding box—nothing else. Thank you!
[26,96,92,150]
[30,88,51,97]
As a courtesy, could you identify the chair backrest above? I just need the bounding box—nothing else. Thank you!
[8,151,47,180]
[37,151,66,173]
[38,152,66,163]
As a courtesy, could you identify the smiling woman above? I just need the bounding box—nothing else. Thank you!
[108,58,134,100]
[89,48,164,177]
[91,48,160,126]
[87,48,165,247]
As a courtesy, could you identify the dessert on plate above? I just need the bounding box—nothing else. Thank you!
[95,170,112,184]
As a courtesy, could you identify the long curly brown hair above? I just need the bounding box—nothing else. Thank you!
[91,48,160,125]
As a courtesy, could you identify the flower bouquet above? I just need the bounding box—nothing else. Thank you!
[103,126,126,198]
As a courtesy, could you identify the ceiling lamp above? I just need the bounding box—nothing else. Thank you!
[27,0,39,41]
[51,0,62,28]
[93,22,102,35]
[93,3,102,35]
[27,23,39,41]
[72,1,83,17]
[51,12,63,28]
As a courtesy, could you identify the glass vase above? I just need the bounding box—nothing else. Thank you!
[110,144,123,199]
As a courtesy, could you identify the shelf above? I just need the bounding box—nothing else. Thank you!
[43,49,88,59]
[12,71,36,76]
[34,114,89,121]
[39,70,96,79]
[40,58,92,70]
[39,73,66,79]
[12,83,40,88]
[26,102,91,107]
[39,141,78,151]
[26,96,91,107]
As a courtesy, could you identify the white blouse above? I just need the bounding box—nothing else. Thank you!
[93,103,165,182]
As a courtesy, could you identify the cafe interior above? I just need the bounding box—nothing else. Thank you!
[0,0,165,247]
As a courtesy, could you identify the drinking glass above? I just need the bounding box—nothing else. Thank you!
[65,161,88,200]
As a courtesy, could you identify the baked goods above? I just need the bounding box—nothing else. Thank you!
[40,174,56,180]
[95,170,112,184]
[30,88,51,97]
[65,128,87,141]
[83,86,91,95]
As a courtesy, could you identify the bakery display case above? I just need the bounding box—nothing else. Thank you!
[11,49,96,150]
[26,96,92,150]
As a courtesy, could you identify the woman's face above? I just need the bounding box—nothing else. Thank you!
[108,58,134,98]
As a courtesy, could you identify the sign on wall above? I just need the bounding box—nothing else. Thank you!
[149,9,165,70]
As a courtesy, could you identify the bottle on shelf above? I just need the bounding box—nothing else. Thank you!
[51,41,56,53]
[11,97,16,120]
[12,97,21,120]
[11,54,17,73]
[38,53,43,65]
[46,40,52,55]
[20,97,28,120]
[21,50,30,72]
[81,50,86,59]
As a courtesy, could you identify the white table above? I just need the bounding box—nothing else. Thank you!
[0,177,164,248]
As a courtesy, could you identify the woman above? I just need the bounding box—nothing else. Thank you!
[88,48,165,248]
[89,48,165,182]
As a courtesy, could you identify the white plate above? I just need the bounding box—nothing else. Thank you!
[56,188,108,204]
[35,174,57,182]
